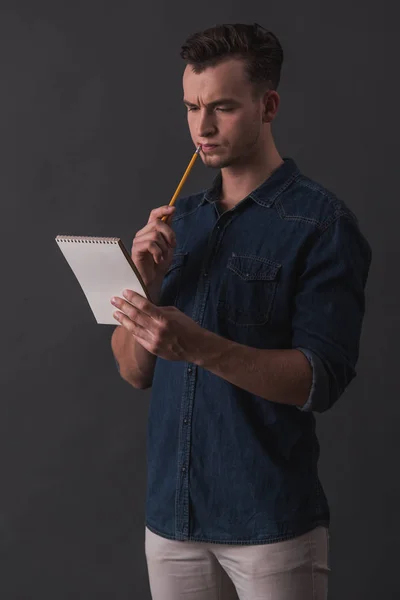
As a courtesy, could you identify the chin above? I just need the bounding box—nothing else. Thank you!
[202,153,233,169]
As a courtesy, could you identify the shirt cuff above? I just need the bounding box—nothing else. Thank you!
[295,347,330,413]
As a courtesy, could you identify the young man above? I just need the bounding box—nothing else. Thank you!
[111,23,372,600]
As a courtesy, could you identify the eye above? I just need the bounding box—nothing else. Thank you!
[187,106,198,112]
[215,107,233,112]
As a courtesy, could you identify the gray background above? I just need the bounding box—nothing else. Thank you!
[0,1,397,598]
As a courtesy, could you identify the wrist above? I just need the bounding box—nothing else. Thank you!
[191,328,235,369]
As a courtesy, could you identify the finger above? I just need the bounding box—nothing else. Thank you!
[112,296,153,328]
[132,238,168,265]
[112,310,150,341]
[133,230,170,256]
[121,290,161,319]
[156,220,177,247]
[135,219,177,248]
[112,306,158,357]
[148,205,176,224]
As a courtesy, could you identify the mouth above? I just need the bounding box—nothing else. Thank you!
[201,144,219,153]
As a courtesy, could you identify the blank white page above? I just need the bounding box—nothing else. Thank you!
[56,235,149,325]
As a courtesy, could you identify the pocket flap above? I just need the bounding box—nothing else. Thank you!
[227,255,281,281]
[165,251,187,275]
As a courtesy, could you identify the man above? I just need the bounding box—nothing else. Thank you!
[111,23,372,600]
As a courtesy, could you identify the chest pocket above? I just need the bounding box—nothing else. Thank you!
[159,251,187,307]
[217,254,281,326]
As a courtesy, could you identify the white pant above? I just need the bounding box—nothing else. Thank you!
[145,525,330,600]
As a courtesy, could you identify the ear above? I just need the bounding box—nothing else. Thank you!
[262,90,280,124]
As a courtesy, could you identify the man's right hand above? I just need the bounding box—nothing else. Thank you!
[131,205,177,298]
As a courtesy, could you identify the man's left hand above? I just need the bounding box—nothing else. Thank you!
[110,289,205,363]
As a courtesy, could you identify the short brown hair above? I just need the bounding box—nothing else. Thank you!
[180,23,284,92]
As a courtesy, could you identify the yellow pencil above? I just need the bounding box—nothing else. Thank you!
[161,145,202,222]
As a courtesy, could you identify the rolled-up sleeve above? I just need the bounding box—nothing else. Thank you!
[292,213,372,413]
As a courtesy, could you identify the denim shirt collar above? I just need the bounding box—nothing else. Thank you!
[202,157,301,208]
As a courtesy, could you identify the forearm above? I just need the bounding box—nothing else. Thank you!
[192,329,312,408]
[111,325,156,388]
[111,283,164,388]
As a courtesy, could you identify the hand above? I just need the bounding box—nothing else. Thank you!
[131,205,177,294]
[110,290,205,363]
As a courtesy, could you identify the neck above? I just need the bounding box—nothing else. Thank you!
[219,137,283,209]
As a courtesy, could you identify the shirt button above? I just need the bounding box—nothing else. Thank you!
[203,272,208,277]
[183,418,188,424]
[188,366,192,374]
[182,466,186,472]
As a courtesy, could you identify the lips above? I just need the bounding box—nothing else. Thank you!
[201,144,219,153]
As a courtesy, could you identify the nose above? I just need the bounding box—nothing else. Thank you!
[197,109,217,139]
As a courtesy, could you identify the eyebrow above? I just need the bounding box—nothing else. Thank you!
[183,98,239,108]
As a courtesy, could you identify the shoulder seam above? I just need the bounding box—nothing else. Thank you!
[317,210,358,237]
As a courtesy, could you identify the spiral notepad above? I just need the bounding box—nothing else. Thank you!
[55,235,150,325]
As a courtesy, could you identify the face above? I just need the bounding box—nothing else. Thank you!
[182,58,278,169]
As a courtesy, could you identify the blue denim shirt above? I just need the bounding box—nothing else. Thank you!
[144,157,372,544]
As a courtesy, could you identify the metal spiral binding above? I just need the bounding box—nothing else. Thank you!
[55,235,119,244]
